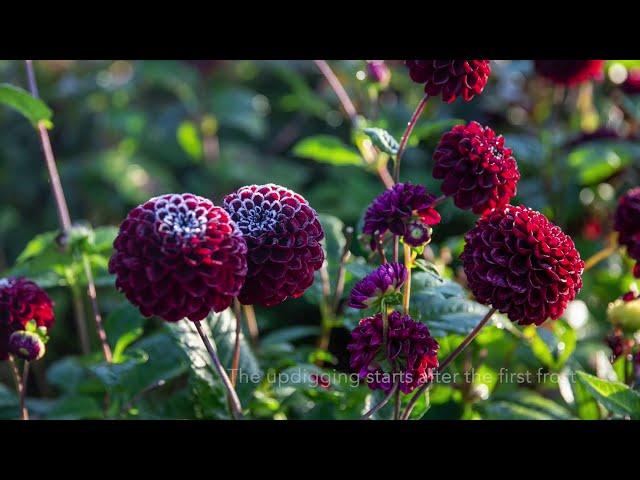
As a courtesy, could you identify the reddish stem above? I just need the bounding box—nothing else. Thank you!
[394,94,429,182]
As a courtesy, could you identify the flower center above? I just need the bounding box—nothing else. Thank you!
[236,206,278,236]
[157,208,208,241]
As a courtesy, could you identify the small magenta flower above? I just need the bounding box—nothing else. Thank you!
[9,331,45,361]
[366,60,391,88]
[363,182,441,250]
[405,60,491,103]
[348,311,439,394]
[349,262,407,310]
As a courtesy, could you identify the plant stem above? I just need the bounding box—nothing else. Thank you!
[242,304,259,346]
[393,236,399,263]
[81,253,112,363]
[314,60,358,125]
[402,243,413,315]
[394,94,429,183]
[68,278,91,355]
[332,227,353,313]
[361,379,398,420]
[193,320,243,420]
[8,356,28,420]
[381,300,389,348]
[400,307,497,420]
[393,388,401,420]
[314,60,394,188]
[231,298,243,387]
[24,60,112,363]
[584,245,618,271]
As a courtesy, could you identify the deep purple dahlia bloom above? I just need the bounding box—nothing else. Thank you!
[109,193,248,322]
[614,188,640,261]
[348,311,439,394]
[462,205,584,326]
[433,121,520,215]
[0,277,54,361]
[348,262,407,310]
[223,184,325,307]
[534,60,604,86]
[405,60,491,103]
[363,182,441,250]
[8,331,45,361]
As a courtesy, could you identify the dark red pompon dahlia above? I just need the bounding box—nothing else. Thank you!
[433,121,520,215]
[109,193,248,322]
[0,277,54,361]
[405,60,491,103]
[462,205,584,326]
[534,60,604,86]
[348,311,439,394]
[363,182,441,249]
[223,184,324,307]
[614,187,640,261]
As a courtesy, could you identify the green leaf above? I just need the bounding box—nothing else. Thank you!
[576,371,640,419]
[176,120,203,161]
[363,127,399,155]
[44,395,103,420]
[168,309,262,407]
[567,142,640,185]
[293,135,363,166]
[0,83,53,128]
[104,303,146,361]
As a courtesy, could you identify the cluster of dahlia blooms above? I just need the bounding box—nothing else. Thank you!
[348,60,589,397]
[110,186,324,322]
[363,182,441,250]
[614,188,640,278]
[534,60,605,86]
[0,277,54,361]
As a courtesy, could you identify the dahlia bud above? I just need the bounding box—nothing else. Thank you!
[462,205,584,326]
[8,330,45,361]
[223,184,324,307]
[614,188,640,262]
[405,60,491,103]
[366,60,391,88]
[348,262,407,310]
[607,296,640,332]
[348,311,439,394]
[433,121,520,215]
[0,277,54,361]
[534,60,605,86]
[109,193,248,322]
[363,182,441,250]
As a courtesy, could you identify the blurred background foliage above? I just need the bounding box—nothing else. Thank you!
[1,59,640,420]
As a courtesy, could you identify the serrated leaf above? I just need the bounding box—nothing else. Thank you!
[0,83,53,128]
[576,371,640,419]
[363,127,399,155]
[293,135,363,166]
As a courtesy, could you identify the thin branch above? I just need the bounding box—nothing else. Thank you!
[192,320,243,420]
[242,304,259,346]
[361,379,399,420]
[314,60,358,124]
[401,307,497,420]
[394,94,429,182]
[331,227,354,313]
[8,356,28,420]
[231,298,243,387]
[24,60,112,363]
